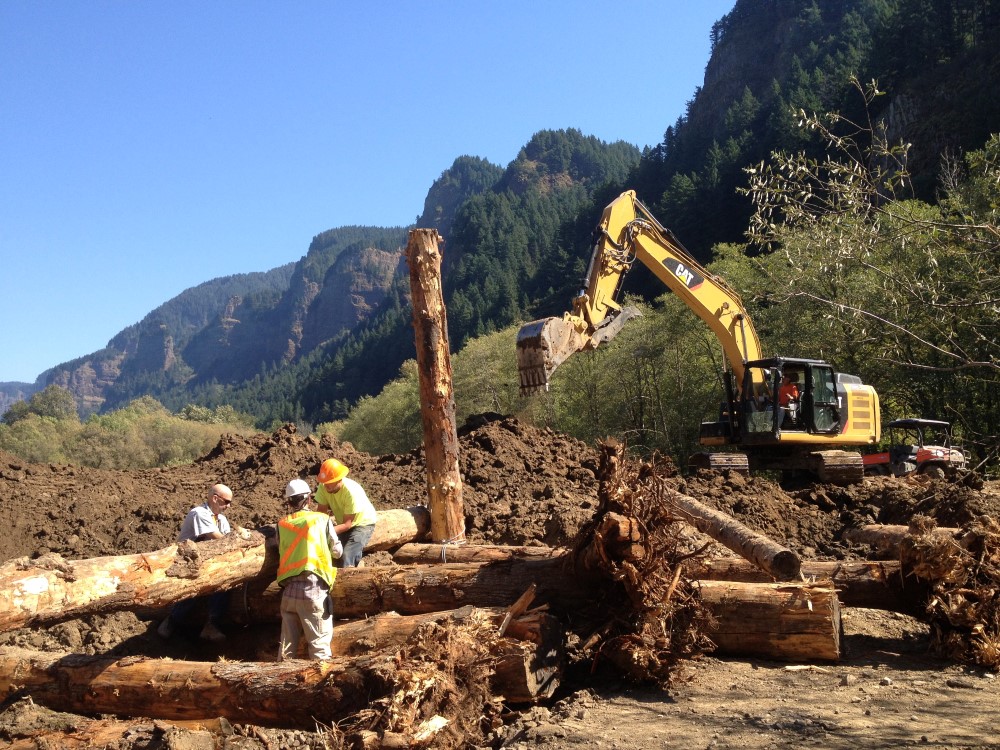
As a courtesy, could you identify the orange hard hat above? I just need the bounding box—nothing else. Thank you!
[318,458,349,484]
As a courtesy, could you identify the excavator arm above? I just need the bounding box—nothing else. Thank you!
[518,190,764,395]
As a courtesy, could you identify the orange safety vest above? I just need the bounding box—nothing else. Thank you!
[276,510,337,588]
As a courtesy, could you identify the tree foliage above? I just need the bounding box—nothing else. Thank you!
[2,385,79,425]
[740,80,1000,466]
[0,393,256,469]
[333,304,725,470]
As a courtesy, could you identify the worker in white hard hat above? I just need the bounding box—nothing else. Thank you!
[275,478,343,660]
[314,458,378,568]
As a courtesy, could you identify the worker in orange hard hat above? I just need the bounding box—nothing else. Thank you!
[314,458,378,567]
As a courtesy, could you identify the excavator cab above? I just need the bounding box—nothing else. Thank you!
[736,359,844,442]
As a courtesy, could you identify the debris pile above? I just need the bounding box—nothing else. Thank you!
[898,514,1000,669]
[1,416,999,748]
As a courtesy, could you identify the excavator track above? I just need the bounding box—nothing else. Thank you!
[809,450,865,485]
[688,451,750,474]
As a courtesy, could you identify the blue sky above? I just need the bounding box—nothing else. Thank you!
[1,1,734,385]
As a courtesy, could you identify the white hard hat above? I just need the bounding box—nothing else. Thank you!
[284,478,311,499]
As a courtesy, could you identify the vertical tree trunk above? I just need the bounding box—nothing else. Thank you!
[405,228,465,544]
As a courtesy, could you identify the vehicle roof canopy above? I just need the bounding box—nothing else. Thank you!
[886,419,951,429]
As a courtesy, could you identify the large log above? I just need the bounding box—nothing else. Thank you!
[0,645,398,728]
[687,557,921,613]
[406,228,466,544]
[697,580,842,661]
[0,712,232,750]
[242,559,841,661]
[0,617,562,728]
[0,507,430,634]
[368,506,432,550]
[240,558,588,622]
[393,543,566,564]
[0,529,271,633]
[666,487,801,580]
[387,546,918,615]
[331,604,555,657]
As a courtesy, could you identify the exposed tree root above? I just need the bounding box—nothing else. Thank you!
[899,514,1000,670]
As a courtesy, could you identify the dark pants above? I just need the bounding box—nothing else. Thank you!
[168,590,229,627]
[337,523,376,567]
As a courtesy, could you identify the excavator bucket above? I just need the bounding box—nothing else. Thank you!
[517,306,643,395]
[516,317,588,395]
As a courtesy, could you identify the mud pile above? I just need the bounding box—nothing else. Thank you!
[1,414,995,566]
[1,415,998,748]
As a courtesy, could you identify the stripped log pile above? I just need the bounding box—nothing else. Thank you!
[0,441,945,744]
[2,448,997,746]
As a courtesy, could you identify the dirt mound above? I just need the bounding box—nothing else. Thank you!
[0,416,600,565]
[2,418,999,748]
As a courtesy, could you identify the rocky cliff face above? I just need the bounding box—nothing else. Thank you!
[300,244,405,353]
[47,353,127,415]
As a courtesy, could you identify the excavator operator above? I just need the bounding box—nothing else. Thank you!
[779,373,800,427]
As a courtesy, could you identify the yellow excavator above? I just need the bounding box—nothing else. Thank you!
[516,190,881,484]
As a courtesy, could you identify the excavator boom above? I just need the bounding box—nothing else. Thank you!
[517,190,762,395]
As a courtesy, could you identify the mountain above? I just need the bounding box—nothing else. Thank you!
[7,130,633,421]
[4,0,998,426]
[633,0,1000,257]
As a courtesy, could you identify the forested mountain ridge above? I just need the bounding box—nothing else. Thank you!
[5,0,999,430]
[44,226,412,416]
[630,0,1000,260]
[39,266,295,416]
[9,129,635,421]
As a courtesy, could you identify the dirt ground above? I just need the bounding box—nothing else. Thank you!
[0,415,998,749]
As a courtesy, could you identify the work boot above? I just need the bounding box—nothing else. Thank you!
[199,622,226,643]
[156,618,174,639]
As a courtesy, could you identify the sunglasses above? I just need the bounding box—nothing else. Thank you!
[213,493,233,505]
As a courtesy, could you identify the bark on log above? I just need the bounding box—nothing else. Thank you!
[331,608,475,657]
[240,558,587,622]
[244,559,841,661]
[687,557,921,613]
[0,624,562,727]
[0,713,231,750]
[0,646,396,728]
[843,524,961,555]
[406,228,465,544]
[0,529,271,633]
[666,487,801,580]
[0,508,429,634]
[697,580,842,661]
[393,543,567,564]
[329,604,548,655]
[368,506,432,550]
[388,544,918,615]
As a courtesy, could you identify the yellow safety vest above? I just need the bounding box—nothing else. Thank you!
[276,510,337,588]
